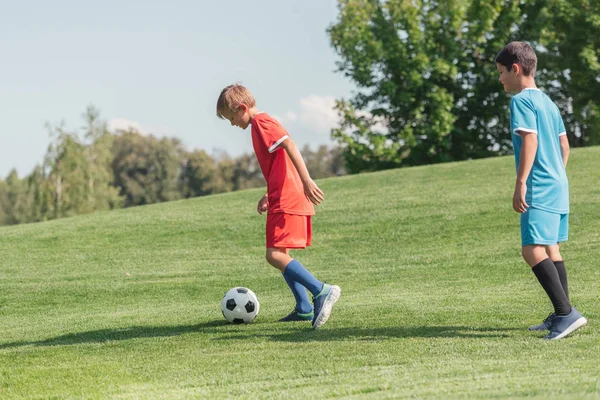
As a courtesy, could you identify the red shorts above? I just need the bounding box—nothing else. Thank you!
[266,213,312,249]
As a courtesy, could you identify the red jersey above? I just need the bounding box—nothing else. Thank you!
[251,113,314,216]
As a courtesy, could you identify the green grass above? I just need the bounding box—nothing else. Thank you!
[1,147,599,399]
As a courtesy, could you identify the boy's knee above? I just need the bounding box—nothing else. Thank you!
[521,245,547,267]
[265,249,282,265]
[545,245,562,261]
[265,250,275,265]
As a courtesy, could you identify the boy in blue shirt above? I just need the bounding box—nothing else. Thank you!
[495,42,587,340]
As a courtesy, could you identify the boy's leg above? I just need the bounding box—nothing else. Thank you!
[265,213,315,317]
[274,249,313,318]
[521,209,570,315]
[522,211,585,339]
[282,272,313,315]
[265,214,324,297]
[267,248,341,328]
[266,213,340,329]
[523,245,571,316]
[265,248,313,321]
[546,244,569,300]
[549,214,570,299]
[266,248,323,296]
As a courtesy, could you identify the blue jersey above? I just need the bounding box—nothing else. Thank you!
[510,88,569,214]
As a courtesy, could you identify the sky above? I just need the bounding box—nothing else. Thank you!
[0,0,354,178]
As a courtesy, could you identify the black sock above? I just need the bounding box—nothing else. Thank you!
[532,258,571,316]
[553,260,569,301]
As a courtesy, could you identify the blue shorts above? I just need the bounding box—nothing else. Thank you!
[520,208,569,246]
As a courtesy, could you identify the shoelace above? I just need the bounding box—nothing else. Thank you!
[544,312,557,325]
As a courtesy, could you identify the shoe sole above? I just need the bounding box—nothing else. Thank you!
[312,285,341,330]
[546,317,588,340]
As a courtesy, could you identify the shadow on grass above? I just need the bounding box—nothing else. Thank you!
[0,320,229,349]
[0,321,519,349]
[214,325,520,343]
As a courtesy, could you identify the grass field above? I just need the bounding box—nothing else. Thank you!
[1,147,599,399]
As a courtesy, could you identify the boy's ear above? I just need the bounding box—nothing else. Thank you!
[239,103,249,113]
[512,63,521,75]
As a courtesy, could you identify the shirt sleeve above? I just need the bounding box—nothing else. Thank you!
[558,116,567,137]
[254,116,289,153]
[510,97,537,136]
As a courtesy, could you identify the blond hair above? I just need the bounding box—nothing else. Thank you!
[216,84,256,119]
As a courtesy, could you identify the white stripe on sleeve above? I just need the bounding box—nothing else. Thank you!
[513,127,538,136]
[268,135,289,153]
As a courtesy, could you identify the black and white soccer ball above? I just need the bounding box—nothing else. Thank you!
[220,287,260,324]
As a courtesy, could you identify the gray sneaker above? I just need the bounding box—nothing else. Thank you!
[529,313,556,331]
[312,284,341,330]
[544,307,587,340]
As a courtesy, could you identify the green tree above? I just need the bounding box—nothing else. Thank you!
[213,154,235,194]
[1,169,42,224]
[0,165,51,225]
[81,106,124,210]
[329,0,525,172]
[0,170,23,225]
[179,149,219,197]
[302,144,346,178]
[330,0,600,173]
[25,165,51,223]
[0,180,8,225]
[111,130,184,206]
[520,0,600,146]
[231,153,264,191]
[43,123,90,218]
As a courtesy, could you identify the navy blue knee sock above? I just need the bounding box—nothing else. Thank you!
[282,259,324,297]
[282,272,313,314]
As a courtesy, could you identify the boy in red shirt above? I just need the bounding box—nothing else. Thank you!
[216,84,341,329]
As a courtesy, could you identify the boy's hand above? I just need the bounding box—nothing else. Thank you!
[304,180,325,205]
[257,194,269,215]
[513,181,529,213]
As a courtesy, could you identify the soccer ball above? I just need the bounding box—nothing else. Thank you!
[220,287,260,324]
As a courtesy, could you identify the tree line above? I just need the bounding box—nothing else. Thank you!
[0,106,345,226]
[4,0,598,224]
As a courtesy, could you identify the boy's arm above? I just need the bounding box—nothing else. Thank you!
[514,131,538,213]
[279,139,324,205]
[559,135,570,168]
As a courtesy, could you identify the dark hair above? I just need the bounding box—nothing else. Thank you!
[495,41,537,77]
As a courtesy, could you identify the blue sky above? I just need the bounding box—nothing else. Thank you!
[0,0,354,178]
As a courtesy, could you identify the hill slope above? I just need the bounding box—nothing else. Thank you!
[1,147,598,398]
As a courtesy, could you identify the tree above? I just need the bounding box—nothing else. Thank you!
[42,108,124,220]
[81,106,123,210]
[520,0,600,146]
[179,149,219,197]
[25,164,51,223]
[0,171,23,225]
[328,0,600,172]
[43,123,90,219]
[302,145,346,178]
[1,169,39,224]
[231,153,264,191]
[213,154,235,194]
[111,130,184,206]
[328,0,525,172]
